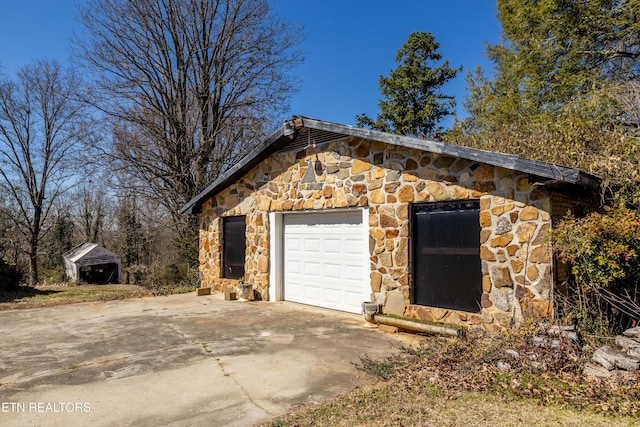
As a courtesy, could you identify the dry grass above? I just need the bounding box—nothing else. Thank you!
[265,387,636,427]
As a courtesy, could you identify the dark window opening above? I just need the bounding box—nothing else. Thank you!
[223,216,246,279]
[411,201,482,313]
[79,263,119,284]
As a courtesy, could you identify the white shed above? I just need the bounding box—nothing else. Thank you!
[64,243,121,284]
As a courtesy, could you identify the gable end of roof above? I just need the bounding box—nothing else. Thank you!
[180,116,599,215]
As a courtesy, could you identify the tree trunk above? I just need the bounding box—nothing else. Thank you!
[29,244,38,286]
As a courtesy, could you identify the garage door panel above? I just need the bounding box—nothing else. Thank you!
[287,283,302,298]
[286,258,302,273]
[345,239,362,254]
[303,260,320,276]
[345,265,363,281]
[284,211,368,313]
[324,239,341,254]
[304,283,322,298]
[324,288,342,304]
[304,239,321,253]
[286,236,301,250]
[323,263,341,279]
[346,289,369,306]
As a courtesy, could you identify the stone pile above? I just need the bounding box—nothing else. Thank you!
[584,327,640,379]
[497,325,581,371]
[529,324,581,348]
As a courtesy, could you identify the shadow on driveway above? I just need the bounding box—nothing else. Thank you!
[0,286,62,302]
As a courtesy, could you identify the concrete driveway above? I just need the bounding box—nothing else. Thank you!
[0,293,415,426]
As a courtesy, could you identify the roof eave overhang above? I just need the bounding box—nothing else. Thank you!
[300,117,598,186]
[179,116,600,215]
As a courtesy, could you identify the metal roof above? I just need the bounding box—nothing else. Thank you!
[63,242,120,264]
[180,116,599,215]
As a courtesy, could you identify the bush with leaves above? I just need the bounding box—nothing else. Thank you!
[553,203,640,336]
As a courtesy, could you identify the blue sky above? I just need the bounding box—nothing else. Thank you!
[0,0,501,126]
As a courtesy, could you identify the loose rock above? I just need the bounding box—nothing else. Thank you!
[591,345,640,372]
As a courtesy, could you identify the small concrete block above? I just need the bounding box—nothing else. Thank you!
[383,292,406,317]
[225,291,237,301]
[378,324,399,334]
[197,287,212,296]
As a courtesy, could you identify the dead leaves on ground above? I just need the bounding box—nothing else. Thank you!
[368,334,639,417]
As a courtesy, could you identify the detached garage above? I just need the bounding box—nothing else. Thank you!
[181,116,597,332]
[64,242,121,284]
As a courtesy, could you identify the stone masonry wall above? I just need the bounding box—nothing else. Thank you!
[198,137,554,332]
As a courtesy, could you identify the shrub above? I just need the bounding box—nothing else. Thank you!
[39,266,67,284]
[137,262,198,295]
[553,203,640,336]
[161,263,183,285]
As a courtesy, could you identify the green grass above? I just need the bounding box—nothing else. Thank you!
[419,381,443,397]
[0,284,147,310]
[152,283,197,296]
[354,354,403,380]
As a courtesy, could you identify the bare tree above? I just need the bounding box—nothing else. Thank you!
[615,81,640,131]
[75,0,303,226]
[0,61,90,285]
[77,185,107,244]
[0,196,22,268]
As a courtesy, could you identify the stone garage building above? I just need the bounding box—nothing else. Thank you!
[181,117,597,332]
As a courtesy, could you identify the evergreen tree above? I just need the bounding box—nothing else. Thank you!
[116,194,143,268]
[448,0,640,333]
[460,0,639,130]
[356,32,460,138]
[42,211,75,270]
[450,0,640,203]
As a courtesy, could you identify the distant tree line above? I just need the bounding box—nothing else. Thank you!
[0,0,302,290]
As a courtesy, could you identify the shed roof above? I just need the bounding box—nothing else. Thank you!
[180,116,600,215]
[63,242,119,264]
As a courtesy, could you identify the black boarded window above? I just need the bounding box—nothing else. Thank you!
[411,201,482,313]
[222,216,246,279]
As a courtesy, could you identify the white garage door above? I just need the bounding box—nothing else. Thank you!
[283,211,369,313]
